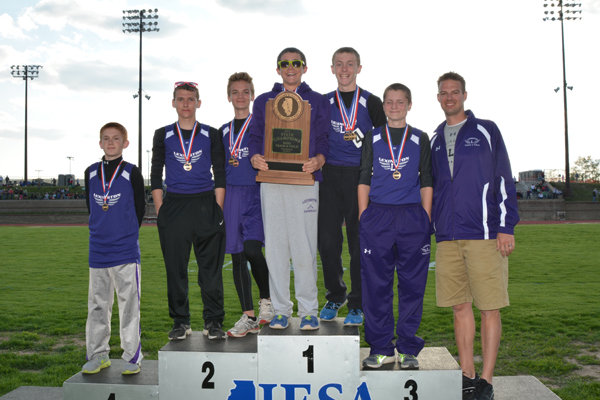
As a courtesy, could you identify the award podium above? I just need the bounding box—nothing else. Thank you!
[63,318,461,400]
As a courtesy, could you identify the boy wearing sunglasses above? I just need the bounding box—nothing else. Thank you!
[150,81,227,340]
[318,47,386,326]
[249,47,329,331]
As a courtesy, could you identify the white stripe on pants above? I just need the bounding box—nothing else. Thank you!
[86,263,142,364]
[260,182,319,318]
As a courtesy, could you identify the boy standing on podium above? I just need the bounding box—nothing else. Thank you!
[83,122,146,375]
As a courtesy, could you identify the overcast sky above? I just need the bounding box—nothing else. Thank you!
[1,0,599,182]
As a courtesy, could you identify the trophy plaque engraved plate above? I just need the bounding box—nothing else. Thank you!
[256,91,314,185]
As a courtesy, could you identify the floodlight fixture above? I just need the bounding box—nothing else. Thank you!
[542,0,582,197]
[121,7,159,174]
[10,64,43,182]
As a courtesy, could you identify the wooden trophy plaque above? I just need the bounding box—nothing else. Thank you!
[256,91,314,185]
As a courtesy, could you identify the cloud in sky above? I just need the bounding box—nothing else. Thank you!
[215,0,307,16]
[0,14,29,39]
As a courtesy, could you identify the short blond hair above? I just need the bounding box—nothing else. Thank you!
[99,122,128,141]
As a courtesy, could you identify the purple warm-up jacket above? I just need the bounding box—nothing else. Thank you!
[248,81,329,182]
[430,110,519,243]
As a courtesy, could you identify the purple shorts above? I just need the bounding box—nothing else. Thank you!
[224,184,265,254]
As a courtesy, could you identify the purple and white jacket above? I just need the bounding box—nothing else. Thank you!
[430,110,519,243]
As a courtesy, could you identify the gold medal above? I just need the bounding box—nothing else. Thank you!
[102,203,109,211]
[184,162,192,171]
[229,156,239,167]
[393,170,401,180]
[344,131,356,141]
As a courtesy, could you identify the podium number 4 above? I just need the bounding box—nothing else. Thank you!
[302,345,314,373]
[202,361,215,389]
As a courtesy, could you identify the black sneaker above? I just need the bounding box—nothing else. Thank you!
[472,378,494,400]
[203,320,226,340]
[462,373,480,400]
[169,324,192,340]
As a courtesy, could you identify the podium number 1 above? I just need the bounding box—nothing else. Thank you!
[302,345,314,373]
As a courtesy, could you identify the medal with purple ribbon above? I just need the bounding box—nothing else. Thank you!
[100,160,123,211]
[385,124,409,180]
[175,121,197,171]
[228,114,252,168]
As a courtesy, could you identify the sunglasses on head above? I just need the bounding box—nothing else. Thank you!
[174,81,198,88]
[278,60,304,69]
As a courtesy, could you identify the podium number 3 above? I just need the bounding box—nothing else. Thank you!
[302,345,314,373]
[404,379,418,400]
[202,362,215,389]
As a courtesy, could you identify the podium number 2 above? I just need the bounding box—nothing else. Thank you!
[302,345,314,373]
[202,362,215,389]
[404,379,418,400]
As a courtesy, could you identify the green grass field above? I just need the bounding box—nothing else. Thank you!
[1,224,599,399]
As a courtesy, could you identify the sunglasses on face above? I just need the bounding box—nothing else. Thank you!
[278,60,304,69]
[174,81,198,88]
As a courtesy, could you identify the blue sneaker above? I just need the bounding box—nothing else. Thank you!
[300,315,319,330]
[344,309,364,326]
[269,314,289,329]
[319,300,348,321]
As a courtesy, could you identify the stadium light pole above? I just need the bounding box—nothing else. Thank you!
[122,8,159,175]
[10,65,43,183]
[146,149,151,186]
[67,157,74,175]
[543,0,582,197]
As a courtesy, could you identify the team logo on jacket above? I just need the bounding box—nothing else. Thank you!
[421,244,431,255]
[464,138,481,147]
[174,149,202,164]
[378,156,409,171]
[94,193,121,207]
[331,120,344,134]
[233,147,249,159]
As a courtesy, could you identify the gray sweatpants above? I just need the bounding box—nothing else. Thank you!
[260,182,319,318]
[86,263,143,364]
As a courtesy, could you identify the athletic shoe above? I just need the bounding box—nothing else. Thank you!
[299,315,319,330]
[398,353,419,370]
[269,314,289,329]
[82,355,111,374]
[344,309,364,326]
[463,373,480,398]
[472,378,494,400]
[319,300,348,321]
[227,314,260,338]
[362,354,396,369]
[168,324,192,340]
[258,299,275,324]
[122,362,141,375]
[203,320,226,339]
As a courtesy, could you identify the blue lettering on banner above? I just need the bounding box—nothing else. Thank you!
[227,381,372,400]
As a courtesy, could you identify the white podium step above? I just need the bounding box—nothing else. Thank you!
[158,331,257,400]
[257,317,360,400]
[62,359,158,400]
[359,347,461,400]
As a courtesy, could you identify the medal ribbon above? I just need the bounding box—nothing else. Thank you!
[335,87,360,132]
[384,124,409,171]
[229,114,252,158]
[100,159,123,204]
[282,86,299,93]
[175,121,198,163]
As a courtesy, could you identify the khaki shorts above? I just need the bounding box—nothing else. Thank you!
[435,240,509,310]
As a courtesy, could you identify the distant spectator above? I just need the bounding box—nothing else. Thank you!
[593,188,598,202]
[5,176,9,186]
[526,188,531,199]
[0,175,3,186]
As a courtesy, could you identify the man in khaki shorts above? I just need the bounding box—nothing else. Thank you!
[430,72,519,400]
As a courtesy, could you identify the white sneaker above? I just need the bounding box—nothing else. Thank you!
[82,355,111,374]
[227,314,260,338]
[258,299,275,324]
